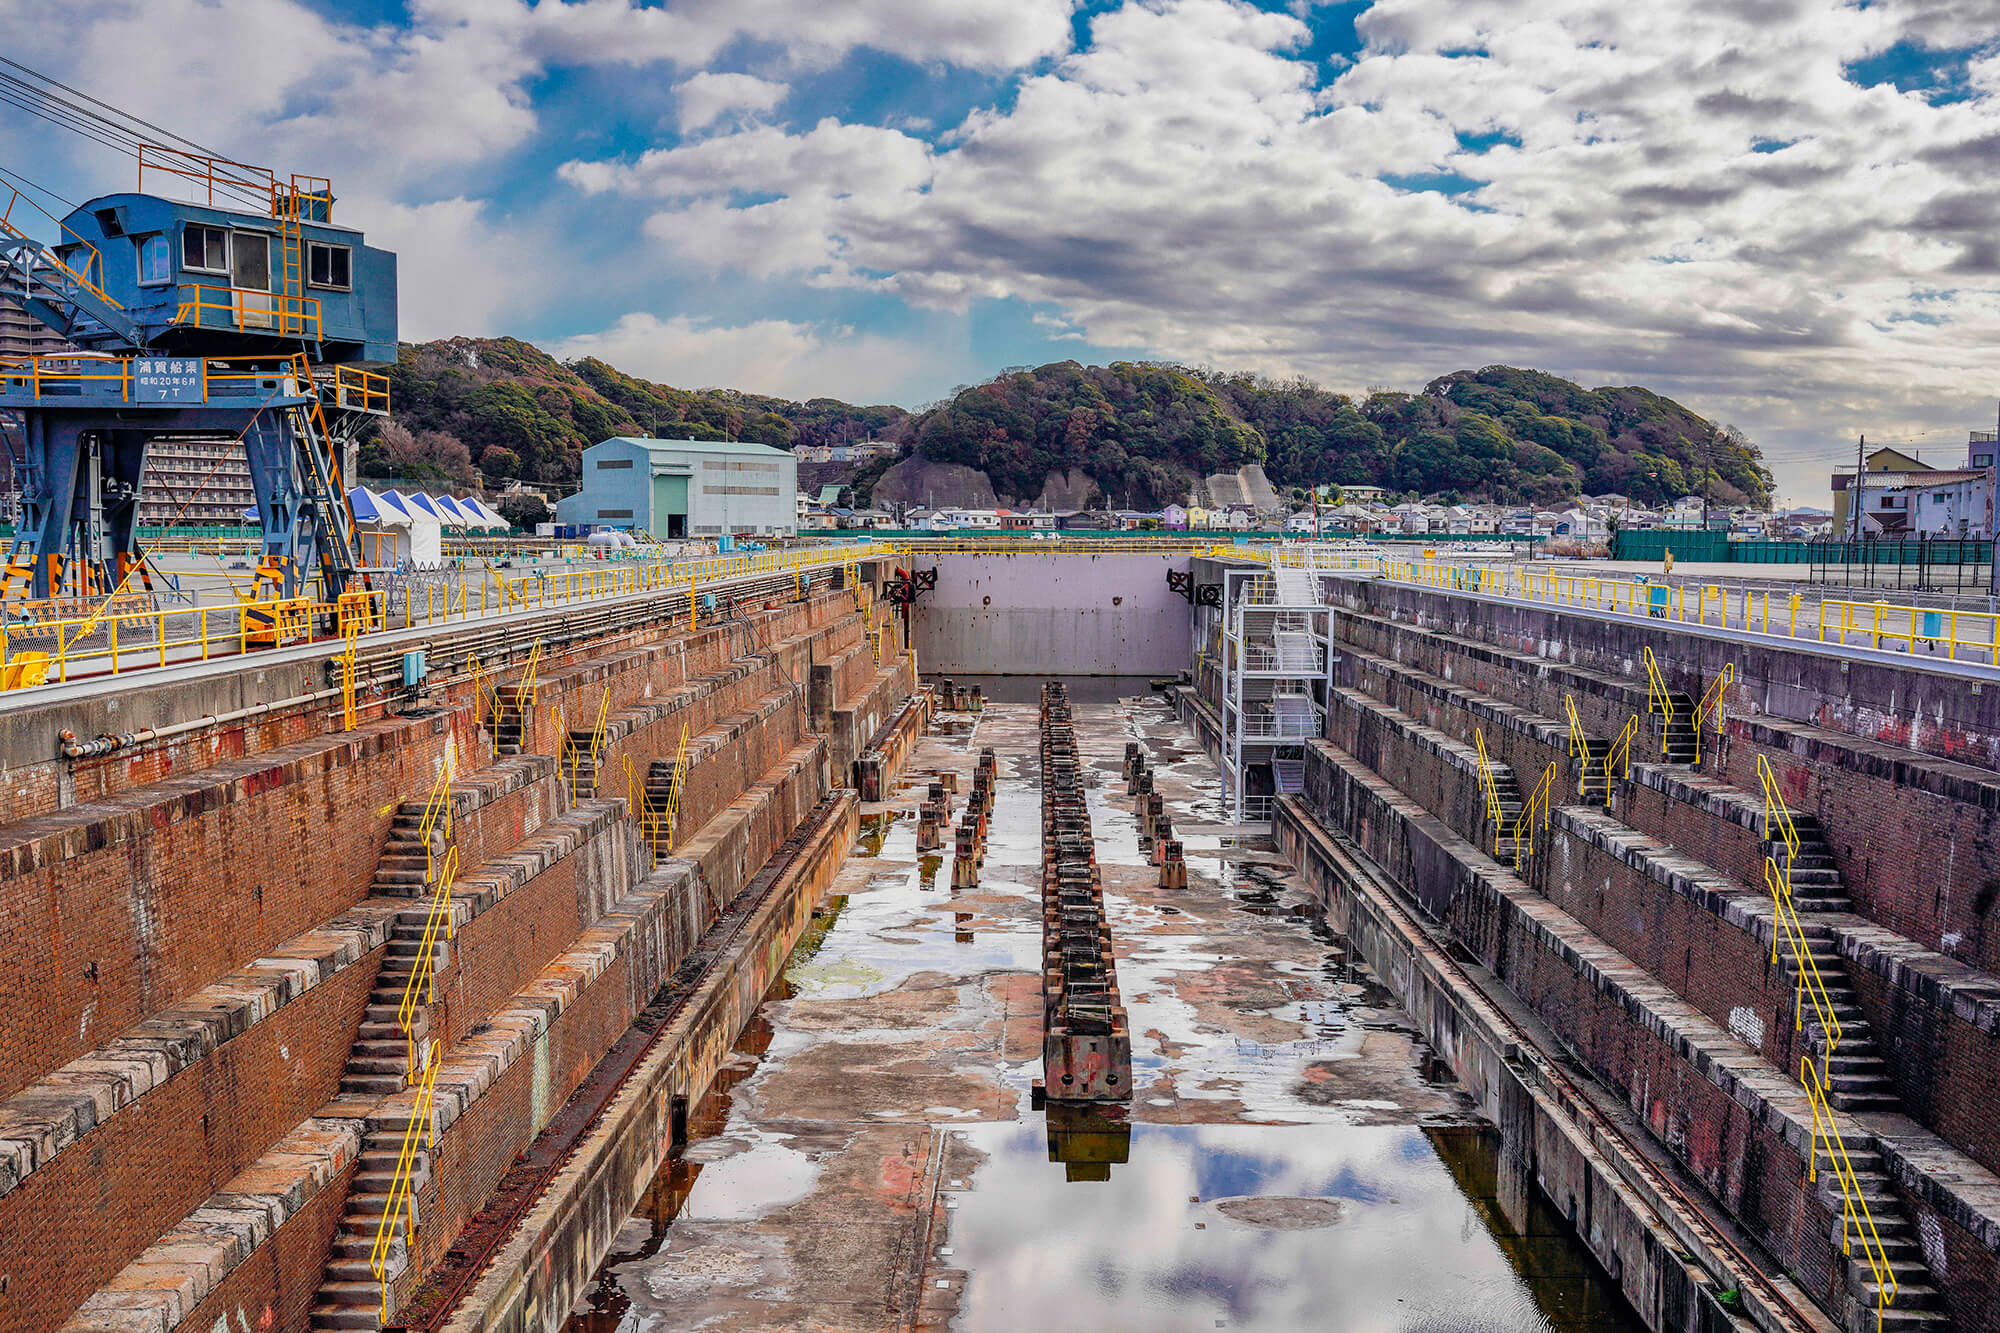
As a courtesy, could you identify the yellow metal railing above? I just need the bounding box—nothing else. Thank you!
[1473,728,1505,853]
[395,842,460,1070]
[1765,856,1844,1066]
[662,722,692,851]
[0,595,323,687]
[1643,646,1675,735]
[1605,714,1637,783]
[1511,761,1555,868]
[172,282,322,339]
[370,1035,440,1319]
[1803,1058,1897,1332]
[559,688,611,796]
[1757,753,1799,867]
[624,754,663,854]
[1563,695,1596,798]
[517,639,544,707]
[339,618,361,731]
[1690,664,1735,764]
[416,754,456,885]
[1373,558,2000,663]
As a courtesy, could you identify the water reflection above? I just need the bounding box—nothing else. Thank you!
[562,1003,781,1333]
[945,1121,1644,1333]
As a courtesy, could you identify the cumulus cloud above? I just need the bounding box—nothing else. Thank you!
[544,311,949,403]
[675,73,789,132]
[557,0,2000,497]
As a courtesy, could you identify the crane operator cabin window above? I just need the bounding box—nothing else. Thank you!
[308,242,351,290]
[137,235,170,286]
[183,224,228,274]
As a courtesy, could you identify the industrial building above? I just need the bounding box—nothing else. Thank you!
[554,436,798,538]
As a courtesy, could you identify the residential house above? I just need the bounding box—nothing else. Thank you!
[1833,442,1997,539]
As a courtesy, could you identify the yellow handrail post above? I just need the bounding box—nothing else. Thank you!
[1690,663,1735,765]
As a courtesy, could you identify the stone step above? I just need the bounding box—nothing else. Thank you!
[308,1302,383,1330]
[356,1020,416,1041]
[1831,1091,1904,1112]
[353,1167,424,1195]
[322,1256,378,1283]
[348,1056,412,1076]
[1855,1277,1941,1308]
[344,1191,398,1216]
[329,1230,404,1259]
[340,1073,406,1096]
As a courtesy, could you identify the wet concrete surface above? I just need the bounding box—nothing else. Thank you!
[564,691,1646,1333]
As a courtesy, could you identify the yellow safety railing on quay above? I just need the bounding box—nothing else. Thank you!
[370,1035,440,1319]
[0,595,319,687]
[1690,663,1735,765]
[1803,1058,1897,1333]
[1511,761,1556,869]
[1375,554,2000,664]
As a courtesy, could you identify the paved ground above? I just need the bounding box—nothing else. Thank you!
[563,693,1642,1333]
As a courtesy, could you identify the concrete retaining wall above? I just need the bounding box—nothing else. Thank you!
[909,551,1193,674]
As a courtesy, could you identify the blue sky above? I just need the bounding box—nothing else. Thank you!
[5,0,2000,501]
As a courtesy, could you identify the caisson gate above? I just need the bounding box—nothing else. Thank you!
[7,539,1996,1333]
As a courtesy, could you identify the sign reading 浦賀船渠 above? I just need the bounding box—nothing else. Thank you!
[130,358,206,403]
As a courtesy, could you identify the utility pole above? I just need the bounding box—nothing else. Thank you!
[1852,433,1865,543]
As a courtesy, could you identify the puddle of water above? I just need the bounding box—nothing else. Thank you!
[946,1120,1645,1333]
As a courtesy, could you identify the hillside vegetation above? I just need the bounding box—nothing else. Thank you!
[366,337,906,486]
[366,339,1770,510]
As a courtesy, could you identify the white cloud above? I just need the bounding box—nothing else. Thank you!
[675,73,789,132]
[557,0,2000,498]
[361,195,547,340]
[543,311,949,403]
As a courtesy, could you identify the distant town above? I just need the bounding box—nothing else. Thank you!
[794,427,2000,545]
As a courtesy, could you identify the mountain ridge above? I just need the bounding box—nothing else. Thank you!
[365,338,1771,510]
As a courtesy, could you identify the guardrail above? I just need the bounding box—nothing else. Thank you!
[371,1035,440,1319]
[661,721,692,850]
[0,542,895,692]
[1690,663,1735,764]
[1643,646,1675,736]
[1377,557,2000,663]
[1511,761,1555,868]
[1606,714,1637,784]
[1473,728,1504,851]
[1802,1058,1897,1332]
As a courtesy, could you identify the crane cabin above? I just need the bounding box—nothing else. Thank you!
[53,188,396,364]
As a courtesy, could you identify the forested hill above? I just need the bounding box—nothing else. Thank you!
[365,337,906,486]
[905,361,1770,509]
[366,339,1769,511]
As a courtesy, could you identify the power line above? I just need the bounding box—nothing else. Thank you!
[0,163,78,210]
[0,56,222,158]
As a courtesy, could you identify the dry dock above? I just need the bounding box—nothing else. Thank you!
[563,691,1645,1332]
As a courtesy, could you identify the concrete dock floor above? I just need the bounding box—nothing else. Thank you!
[563,693,1643,1333]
